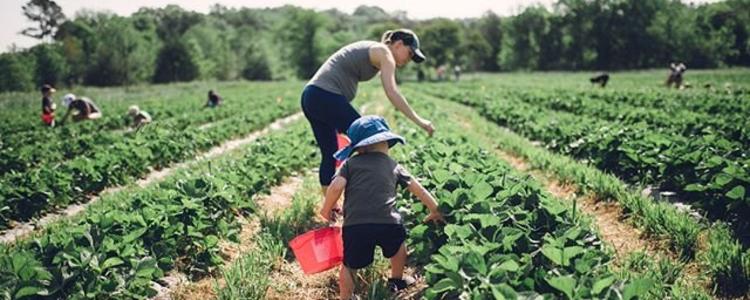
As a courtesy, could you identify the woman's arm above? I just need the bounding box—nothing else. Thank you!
[371,45,434,136]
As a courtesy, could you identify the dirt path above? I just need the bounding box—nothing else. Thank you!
[1,112,303,245]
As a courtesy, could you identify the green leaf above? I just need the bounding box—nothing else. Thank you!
[684,184,706,192]
[101,257,125,271]
[471,182,494,200]
[491,286,507,300]
[15,286,46,298]
[714,173,733,186]
[433,170,451,184]
[592,276,616,294]
[498,260,520,272]
[563,246,584,261]
[122,228,147,244]
[431,277,458,293]
[547,275,576,299]
[411,224,428,237]
[622,278,655,300]
[541,197,567,216]
[542,245,564,266]
[466,251,487,274]
[444,224,472,240]
[726,185,745,200]
[205,235,220,248]
[433,254,459,272]
[492,284,517,300]
[466,213,501,228]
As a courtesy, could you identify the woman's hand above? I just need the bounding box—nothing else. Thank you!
[418,118,434,137]
[423,210,445,225]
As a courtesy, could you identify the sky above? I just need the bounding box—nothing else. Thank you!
[1,0,720,52]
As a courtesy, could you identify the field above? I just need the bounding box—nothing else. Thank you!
[1,69,749,299]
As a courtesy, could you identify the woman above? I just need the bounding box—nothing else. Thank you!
[301,29,434,194]
[59,93,102,125]
[206,90,222,107]
[127,105,152,130]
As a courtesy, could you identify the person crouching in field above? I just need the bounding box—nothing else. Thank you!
[128,105,151,130]
[319,115,445,300]
[666,62,687,88]
[206,90,222,107]
[590,73,609,87]
[40,84,57,127]
[59,93,102,125]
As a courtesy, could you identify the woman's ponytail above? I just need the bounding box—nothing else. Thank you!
[381,30,394,44]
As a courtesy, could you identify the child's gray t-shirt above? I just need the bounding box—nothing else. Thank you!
[336,152,412,226]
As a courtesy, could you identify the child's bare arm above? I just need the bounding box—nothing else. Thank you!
[407,178,445,224]
[320,176,347,222]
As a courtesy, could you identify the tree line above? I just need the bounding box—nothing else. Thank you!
[1,0,748,92]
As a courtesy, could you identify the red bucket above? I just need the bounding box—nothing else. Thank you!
[289,226,344,274]
[335,133,351,168]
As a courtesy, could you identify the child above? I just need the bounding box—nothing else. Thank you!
[40,84,56,127]
[319,115,444,300]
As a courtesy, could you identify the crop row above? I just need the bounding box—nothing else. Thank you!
[0,123,316,299]
[412,84,749,228]
[0,83,300,177]
[0,94,299,230]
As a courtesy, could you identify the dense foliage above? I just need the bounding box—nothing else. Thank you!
[2,0,750,92]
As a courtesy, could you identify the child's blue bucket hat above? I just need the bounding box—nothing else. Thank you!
[334,115,405,160]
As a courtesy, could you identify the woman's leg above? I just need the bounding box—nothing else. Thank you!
[301,86,361,193]
[309,119,339,188]
[301,87,340,191]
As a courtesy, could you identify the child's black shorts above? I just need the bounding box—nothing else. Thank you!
[342,224,406,269]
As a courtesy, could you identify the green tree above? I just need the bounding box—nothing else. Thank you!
[85,16,157,86]
[476,11,503,71]
[501,6,549,70]
[55,19,96,85]
[277,8,327,79]
[183,20,236,80]
[418,19,463,67]
[31,43,67,86]
[153,40,200,83]
[0,52,35,92]
[242,44,273,81]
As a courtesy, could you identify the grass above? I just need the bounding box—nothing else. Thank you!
[216,230,286,300]
[217,175,322,299]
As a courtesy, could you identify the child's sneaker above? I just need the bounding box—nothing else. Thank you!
[387,275,416,292]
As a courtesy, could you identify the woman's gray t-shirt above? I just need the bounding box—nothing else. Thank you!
[307,41,380,101]
[336,152,412,226]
